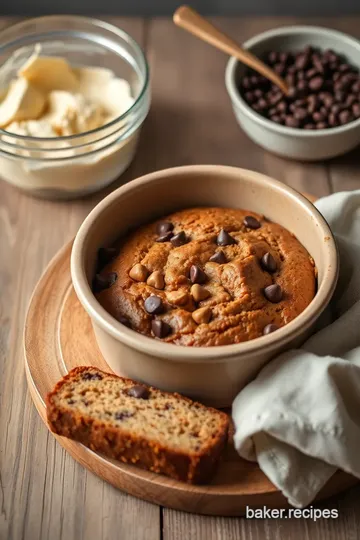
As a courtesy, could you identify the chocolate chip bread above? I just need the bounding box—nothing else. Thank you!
[46,367,229,484]
[95,207,316,346]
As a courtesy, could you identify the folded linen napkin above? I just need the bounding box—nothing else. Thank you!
[232,190,360,508]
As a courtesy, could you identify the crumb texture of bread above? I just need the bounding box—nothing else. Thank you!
[46,367,229,484]
[97,207,316,346]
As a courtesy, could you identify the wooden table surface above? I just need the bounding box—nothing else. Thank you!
[1,14,360,540]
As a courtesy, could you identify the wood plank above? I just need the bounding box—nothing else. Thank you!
[0,17,160,540]
[163,484,360,540]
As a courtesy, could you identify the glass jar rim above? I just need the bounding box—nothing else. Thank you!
[0,15,150,143]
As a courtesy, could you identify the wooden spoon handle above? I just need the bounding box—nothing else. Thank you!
[173,5,288,95]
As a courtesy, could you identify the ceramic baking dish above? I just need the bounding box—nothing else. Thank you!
[71,165,338,407]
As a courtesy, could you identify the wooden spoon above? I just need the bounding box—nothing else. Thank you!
[173,5,289,95]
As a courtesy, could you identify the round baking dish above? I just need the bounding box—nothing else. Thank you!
[225,26,360,161]
[71,165,338,407]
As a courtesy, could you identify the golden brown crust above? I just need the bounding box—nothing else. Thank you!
[97,207,316,346]
[46,367,229,484]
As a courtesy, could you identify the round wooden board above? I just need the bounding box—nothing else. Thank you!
[24,199,358,516]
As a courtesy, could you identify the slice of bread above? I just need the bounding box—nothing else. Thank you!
[46,366,229,484]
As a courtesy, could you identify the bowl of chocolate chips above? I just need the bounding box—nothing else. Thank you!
[225,25,360,160]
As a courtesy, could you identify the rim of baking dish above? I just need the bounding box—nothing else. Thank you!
[71,165,338,363]
[225,25,360,136]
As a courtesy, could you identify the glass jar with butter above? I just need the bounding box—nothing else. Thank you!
[0,16,150,198]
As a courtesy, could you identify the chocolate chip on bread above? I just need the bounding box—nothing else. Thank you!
[46,367,229,484]
[95,207,316,346]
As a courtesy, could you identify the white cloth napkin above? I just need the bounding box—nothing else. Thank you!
[232,190,360,508]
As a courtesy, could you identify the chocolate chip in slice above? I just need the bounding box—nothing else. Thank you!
[263,323,279,335]
[209,250,227,264]
[152,319,172,338]
[98,247,118,268]
[243,215,261,229]
[127,385,150,399]
[170,231,188,247]
[156,231,174,243]
[144,295,164,315]
[264,284,283,303]
[115,411,134,420]
[156,221,174,235]
[189,264,207,284]
[260,252,277,273]
[82,372,103,381]
[93,272,117,293]
[216,229,236,246]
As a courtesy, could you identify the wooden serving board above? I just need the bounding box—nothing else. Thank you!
[24,200,358,516]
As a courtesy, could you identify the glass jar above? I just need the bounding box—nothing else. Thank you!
[0,16,150,199]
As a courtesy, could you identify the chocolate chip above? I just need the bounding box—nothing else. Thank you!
[264,284,283,303]
[285,116,300,128]
[270,114,283,124]
[209,250,227,264]
[115,411,134,420]
[268,92,282,106]
[156,231,173,243]
[189,265,207,284]
[329,112,338,127]
[98,247,118,267]
[256,98,268,111]
[82,372,103,381]
[352,103,360,117]
[308,76,323,91]
[156,221,174,235]
[306,67,318,80]
[339,109,354,124]
[242,76,251,89]
[260,252,277,273]
[244,91,256,104]
[127,385,150,399]
[144,295,164,315]
[68,399,75,405]
[240,45,360,130]
[293,108,308,122]
[295,54,309,70]
[276,101,287,113]
[313,111,326,123]
[263,323,279,335]
[274,62,285,76]
[216,229,236,246]
[151,319,172,338]
[118,315,131,328]
[267,51,278,64]
[170,231,188,247]
[346,94,357,107]
[243,215,261,229]
[93,272,117,293]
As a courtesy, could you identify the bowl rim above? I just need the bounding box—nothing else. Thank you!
[71,164,338,363]
[225,24,360,136]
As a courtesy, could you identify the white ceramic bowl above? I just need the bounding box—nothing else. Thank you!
[225,26,360,161]
[71,165,338,407]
